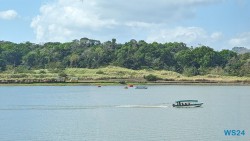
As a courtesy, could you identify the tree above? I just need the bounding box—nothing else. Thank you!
[219,50,237,67]
[224,57,242,76]
[175,49,196,68]
[0,38,248,77]
[23,51,37,68]
[69,54,80,67]
[1,43,23,67]
[0,59,6,71]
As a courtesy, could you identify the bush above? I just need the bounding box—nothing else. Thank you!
[39,70,46,74]
[58,72,68,77]
[119,80,126,84]
[183,67,199,77]
[9,74,28,78]
[96,70,104,74]
[144,74,159,81]
[209,67,225,75]
[14,65,30,73]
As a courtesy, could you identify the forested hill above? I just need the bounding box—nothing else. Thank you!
[232,47,250,54]
[0,38,249,76]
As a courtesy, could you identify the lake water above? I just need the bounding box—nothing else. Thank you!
[0,85,249,141]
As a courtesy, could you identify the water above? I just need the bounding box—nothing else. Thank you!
[0,85,249,141]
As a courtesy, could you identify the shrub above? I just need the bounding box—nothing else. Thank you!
[10,74,28,78]
[96,70,104,74]
[15,65,30,73]
[119,80,126,84]
[183,67,199,77]
[39,70,46,74]
[144,74,159,81]
[58,72,68,77]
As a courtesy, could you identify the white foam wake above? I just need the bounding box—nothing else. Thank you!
[116,105,168,108]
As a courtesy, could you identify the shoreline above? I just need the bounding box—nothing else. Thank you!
[1,66,249,86]
[0,80,250,86]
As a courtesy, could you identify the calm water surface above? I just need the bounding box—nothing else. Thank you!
[0,85,249,141]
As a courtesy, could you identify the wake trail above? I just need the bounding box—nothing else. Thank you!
[0,103,172,110]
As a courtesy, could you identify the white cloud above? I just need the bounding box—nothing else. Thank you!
[31,0,117,42]
[125,21,152,28]
[211,32,223,40]
[0,10,18,20]
[229,32,250,48]
[31,0,222,42]
[96,0,222,23]
[147,27,204,43]
[146,26,223,48]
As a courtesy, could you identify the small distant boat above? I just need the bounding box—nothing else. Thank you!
[135,86,148,89]
[172,100,203,108]
[128,84,134,87]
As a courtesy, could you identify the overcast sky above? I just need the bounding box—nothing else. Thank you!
[0,0,250,50]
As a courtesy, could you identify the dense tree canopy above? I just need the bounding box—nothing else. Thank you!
[0,38,249,76]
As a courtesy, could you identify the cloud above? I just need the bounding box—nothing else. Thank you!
[125,21,152,28]
[0,10,18,20]
[31,0,222,42]
[146,26,223,48]
[210,32,223,40]
[31,0,118,42]
[229,32,250,48]
[96,0,222,23]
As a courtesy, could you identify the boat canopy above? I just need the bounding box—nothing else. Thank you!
[175,100,198,103]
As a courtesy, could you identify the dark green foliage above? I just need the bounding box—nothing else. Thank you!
[39,70,46,74]
[0,38,249,76]
[144,74,159,81]
[96,70,104,74]
[183,67,199,77]
[224,53,250,76]
[58,72,67,78]
[0,59,6,71]
[119,80,126,84]
[15,65,30,73]
[218,50,237,67]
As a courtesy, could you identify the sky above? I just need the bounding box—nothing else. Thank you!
[0,0,250,50]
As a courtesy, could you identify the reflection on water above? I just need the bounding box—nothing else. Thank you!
[0,85,249,141]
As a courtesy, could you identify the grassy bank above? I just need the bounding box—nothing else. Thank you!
[0,66,250,85]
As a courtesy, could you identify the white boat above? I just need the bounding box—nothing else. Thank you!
[172,100,203,108]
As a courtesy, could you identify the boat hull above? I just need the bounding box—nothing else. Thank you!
[135,86,148,89]
[172,103,203,108]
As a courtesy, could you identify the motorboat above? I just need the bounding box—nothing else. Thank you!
[135,86,148,89]
[172,100,203,108]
